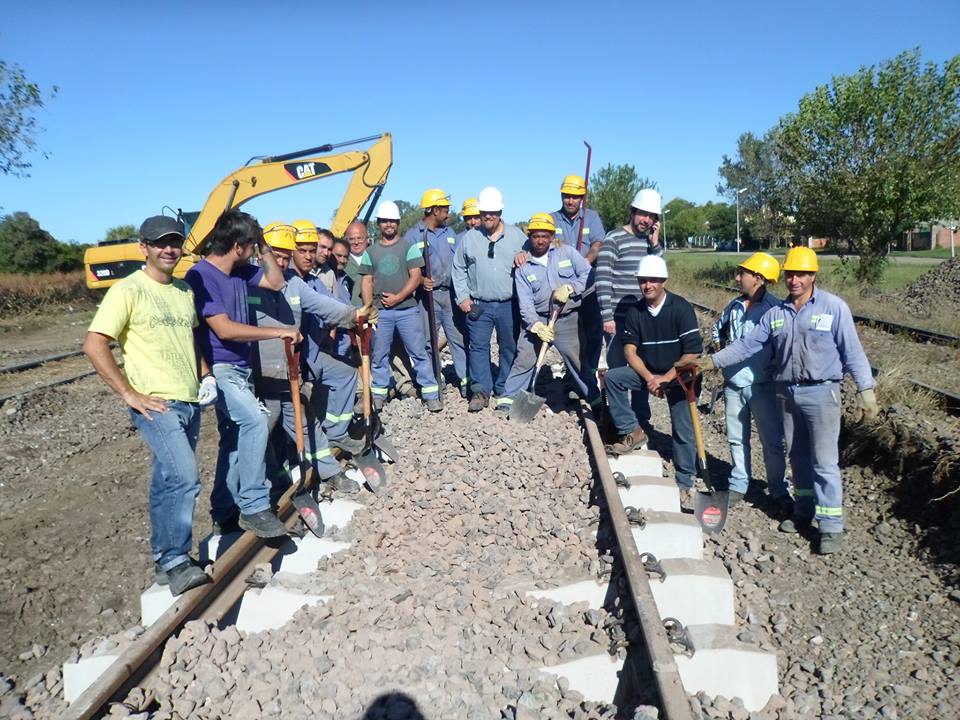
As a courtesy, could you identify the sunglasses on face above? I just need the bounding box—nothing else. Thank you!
[145,238,184,249]
[480,211,501,218]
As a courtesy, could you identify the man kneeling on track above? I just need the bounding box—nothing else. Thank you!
[711,252,790,514]
[253,222,377,494]
[696,247,878,555]
[496,213,601,414]
[84,216,215,595]
[604,255,703,509]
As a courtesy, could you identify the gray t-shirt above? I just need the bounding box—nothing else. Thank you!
[357,240,424,310]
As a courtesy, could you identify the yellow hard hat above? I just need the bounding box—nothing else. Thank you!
[263,222,297,252]
[420,188,451,209]
[527,213,556,234]
[560,175,587,196]
[782,247,819,273]
[291,219,319,245]
[461,197,480,217]
[738,252,781,283]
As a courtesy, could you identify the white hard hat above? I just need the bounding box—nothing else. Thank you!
[636,255,669,279]
[477,186,504,212]
[631,188,662,215]
[375,200,401,220]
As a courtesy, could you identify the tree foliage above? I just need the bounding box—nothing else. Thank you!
[717,129,792,247]
[777,49,960,283]
[103,224,137,243]
[663,198,738,245]
[0,212,86,273]
[588,164,657,232]
[0,60,58,177]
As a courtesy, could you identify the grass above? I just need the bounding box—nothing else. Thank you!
[0,272,98,321]
[889,247,956,259]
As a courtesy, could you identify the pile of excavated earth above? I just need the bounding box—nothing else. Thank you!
[896,256,960,318]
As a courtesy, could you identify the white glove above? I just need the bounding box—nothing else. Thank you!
[197,375,218,406]
[554,284,574,304]
[531,322,555,343]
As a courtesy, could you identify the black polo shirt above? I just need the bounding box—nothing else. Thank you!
[621,291,702,374]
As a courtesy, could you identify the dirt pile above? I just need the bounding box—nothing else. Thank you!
[896,256,960,317]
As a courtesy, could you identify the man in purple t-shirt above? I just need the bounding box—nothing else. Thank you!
[185,210,299,538]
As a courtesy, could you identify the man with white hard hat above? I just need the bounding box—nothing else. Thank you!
[359,201,442,412]
[596,188,665,427]
[452,186,528,412]
[604,255,703,507]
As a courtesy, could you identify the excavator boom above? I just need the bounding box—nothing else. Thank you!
[84,133,393,289]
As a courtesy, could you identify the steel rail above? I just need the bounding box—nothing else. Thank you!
[0,348,87,374]
[60,475,312,720]
[578,401,694,720]
[0,370,99,405]
[700,281,960,346]
[689,301,960,416]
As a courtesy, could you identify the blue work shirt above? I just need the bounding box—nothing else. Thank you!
[452,223,528,304]
[551,208,606,291]
[283,270,355,380]
[714,286,875,390]
[711,288,781,388]
[515,245,591,329]
[404,221,458,288]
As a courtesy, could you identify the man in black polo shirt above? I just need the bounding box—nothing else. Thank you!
[605,255,702,499]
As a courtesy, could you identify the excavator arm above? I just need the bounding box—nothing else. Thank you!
[84,133,393,288]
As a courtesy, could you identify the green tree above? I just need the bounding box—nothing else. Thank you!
[777,49,960,283]
[396,200,421,238]
[717,129,792,248]
[0,60,58,177]
[704,202,738,242]
[0,211,60,272]
[664,198,706,247]
[589,164,658,232]
[103,224,137,244]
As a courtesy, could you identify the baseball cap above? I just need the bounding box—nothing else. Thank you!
[140,216,185,242]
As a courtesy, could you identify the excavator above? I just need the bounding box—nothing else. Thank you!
[83,133,393,289]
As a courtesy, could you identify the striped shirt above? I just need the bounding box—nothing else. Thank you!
[621,292,702,374]
[595,227,664,323]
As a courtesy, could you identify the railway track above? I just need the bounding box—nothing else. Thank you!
[0,347,117,405]
[688,294,960,415]
[56,395,780,719]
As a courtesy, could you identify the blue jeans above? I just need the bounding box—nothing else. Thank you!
[604,329,651,426]
[371,306,439,400]
[779,382,843,532]
[723,382,788,497]
[130,401,201,571]
[606,366,697,488]
[466,298,517,397]
[211,363,271,520]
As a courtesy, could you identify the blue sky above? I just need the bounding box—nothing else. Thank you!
[2,0,958,244]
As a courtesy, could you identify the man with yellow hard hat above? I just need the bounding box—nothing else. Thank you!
[404,188,469,399]
[459,197,482,235]
[711,252,789,513]
[496,214,600,414]
[551,175,607,378]
[697,247,878,554]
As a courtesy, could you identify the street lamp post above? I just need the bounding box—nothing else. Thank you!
[951,225,957,259]
[736,187,747,253]
[663,208,670,248]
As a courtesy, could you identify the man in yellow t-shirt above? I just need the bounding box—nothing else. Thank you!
[85,216,217,596]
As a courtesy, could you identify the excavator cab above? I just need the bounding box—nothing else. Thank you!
[83,133,393,289]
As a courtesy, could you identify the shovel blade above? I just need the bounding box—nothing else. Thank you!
[508,390,545,424]
[694,490,729,534]
[373,434,400,463]
[356,451,388,494]
[291,492,325,538]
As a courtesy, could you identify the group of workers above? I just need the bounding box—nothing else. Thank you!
[84,174,881,595]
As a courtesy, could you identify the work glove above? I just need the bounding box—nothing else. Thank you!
[357,303,379,327]
[858,388,879,423]
[531,322,555,343]
[553,284,574,304]
[693,355,718,374]
[197,375,218,407]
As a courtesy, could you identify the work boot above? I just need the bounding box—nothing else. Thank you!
[678,488,695,511]
[154,562,169,586]
[727,490,745,508]
[425,398,443,413]
[494,403,511,417]
[328,434,365,456]
[606,428,648,456]
[326,471,361,494]
[239,509,288,538]
[468,392,489,413]
[778,516,813,534]
[817,532,843,555]
[771,494,795,520]
[211,512,241,536]
[372,397,385,412]
[166,561,211,596]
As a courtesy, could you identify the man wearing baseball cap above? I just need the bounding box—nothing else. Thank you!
[85,216,217,595]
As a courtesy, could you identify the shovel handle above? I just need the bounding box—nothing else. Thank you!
[355,311,373,422]
[284,338,306,457]
[675,364,699,404]
[529,296,565,390]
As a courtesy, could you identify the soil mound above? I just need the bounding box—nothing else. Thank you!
[898,257,960,317]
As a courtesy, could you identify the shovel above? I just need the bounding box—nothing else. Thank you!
[352,315,388,493]
[509,296,565,424]
[675,364,729,534]
[283,338,325,538]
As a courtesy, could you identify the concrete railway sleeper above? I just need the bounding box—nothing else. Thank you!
[40,388,785,720]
